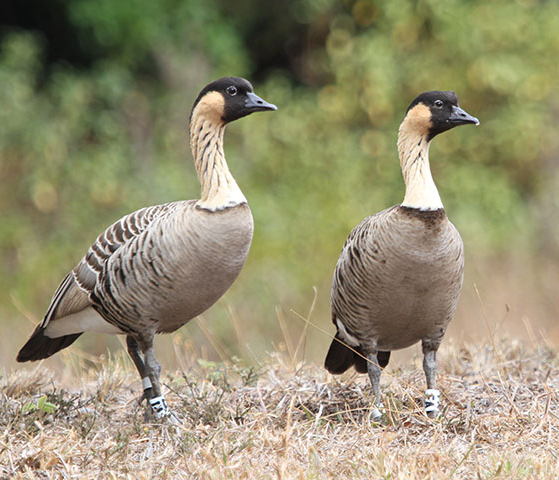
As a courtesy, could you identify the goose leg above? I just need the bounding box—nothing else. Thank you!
[129,334,179,423]
[126,335,154,405]
[142,346,181,424]
[366,350,384,420]
[142,345,171,419]
[422,342,440,418]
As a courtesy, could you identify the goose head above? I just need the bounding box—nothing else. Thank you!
[401,91,479,141]
[190,77,277,125]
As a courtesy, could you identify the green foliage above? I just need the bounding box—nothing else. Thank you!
[21,394,58,415]
[67,0,248,74]
[1,0,558,359]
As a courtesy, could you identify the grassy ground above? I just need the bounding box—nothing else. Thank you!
[1,336,558,479]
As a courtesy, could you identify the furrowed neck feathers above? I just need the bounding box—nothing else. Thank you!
[189,92,247,212]
[397,108,443,211]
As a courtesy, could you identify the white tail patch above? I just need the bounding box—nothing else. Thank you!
[336,318,360,347]
[44,307,124,338]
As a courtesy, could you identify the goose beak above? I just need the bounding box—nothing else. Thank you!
[449,105,479,126]
[245,92,277,112]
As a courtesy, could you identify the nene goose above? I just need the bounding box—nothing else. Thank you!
[325,91,478,418]
[17,77,277,420]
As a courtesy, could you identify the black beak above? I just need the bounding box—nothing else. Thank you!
[245,92,277,112]
[449,105,479,126]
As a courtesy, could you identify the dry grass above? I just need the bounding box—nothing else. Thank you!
[1,337,558,480]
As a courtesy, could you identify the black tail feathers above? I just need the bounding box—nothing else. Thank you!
[324,334,390,375]
[324,334,357,374]
[377,350,391,369]
[17,325,82,362]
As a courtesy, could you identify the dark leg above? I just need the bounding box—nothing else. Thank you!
[128,333,178,422]
[143,345,162,398]
[126,335,154,404]
[422,341,440,418]
[423,349,437,390]
[365,347,384,420]
[143,345,173,420]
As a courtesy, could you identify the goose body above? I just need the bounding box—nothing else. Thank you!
[325,91,478,417]
[17,77,276,420]
[332,205,463,353]
[42,201,253,340]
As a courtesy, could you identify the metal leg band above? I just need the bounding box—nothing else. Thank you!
[142,377,153,392]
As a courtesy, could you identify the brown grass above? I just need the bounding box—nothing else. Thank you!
[1,336,558,479]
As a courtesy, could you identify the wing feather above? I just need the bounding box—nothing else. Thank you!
[44,202,178,328]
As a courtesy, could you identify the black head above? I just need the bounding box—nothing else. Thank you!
[404,90,479,141]
[191,76,277,124]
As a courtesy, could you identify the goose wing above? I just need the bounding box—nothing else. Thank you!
[331,208,392,331]
[41,202,180,331]
[325,207,398,374]
[17,203,181,362]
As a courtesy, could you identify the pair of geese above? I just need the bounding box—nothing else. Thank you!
[17,77,479,421]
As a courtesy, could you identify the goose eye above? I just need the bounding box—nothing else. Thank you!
[434,99,443,107]
[226,86,238,96]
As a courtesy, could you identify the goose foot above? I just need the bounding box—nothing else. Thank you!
[424,388,440,418]
[147,395,181,424]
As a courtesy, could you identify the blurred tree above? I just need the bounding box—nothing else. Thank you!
[1,0,558,362]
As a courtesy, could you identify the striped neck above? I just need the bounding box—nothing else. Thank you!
[397,125,443,211]
[189,114,247,212]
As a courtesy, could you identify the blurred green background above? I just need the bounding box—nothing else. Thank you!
[1,0,558,371]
